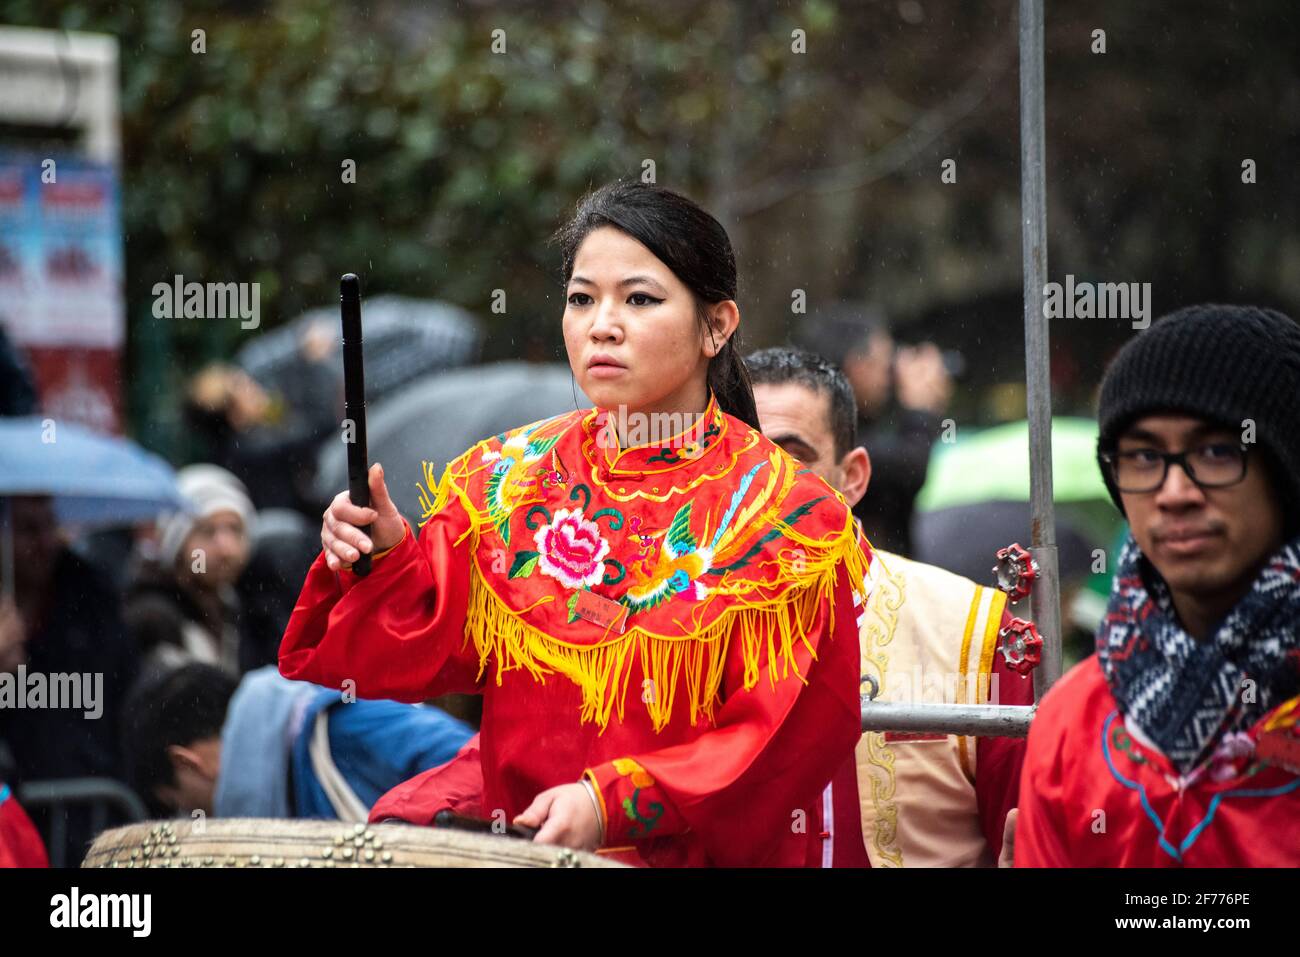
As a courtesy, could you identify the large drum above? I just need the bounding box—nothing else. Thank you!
[82,818,626,868]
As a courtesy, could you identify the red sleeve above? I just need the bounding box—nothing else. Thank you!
[585,567,861,864]
[279,498,483,702]
[1013,680,1072,867]
[369,733,484,825]
[975,608,1033,859]
[0,788,49,868]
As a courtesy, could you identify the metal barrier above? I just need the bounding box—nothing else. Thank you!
[17,777,148,868]
[861,702,1035,737]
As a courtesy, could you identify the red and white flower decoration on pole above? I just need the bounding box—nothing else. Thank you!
[534,508,612,589]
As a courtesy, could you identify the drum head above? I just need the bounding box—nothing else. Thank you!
[83,818,626,868]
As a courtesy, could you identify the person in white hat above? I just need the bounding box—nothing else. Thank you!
[125,465,258,676]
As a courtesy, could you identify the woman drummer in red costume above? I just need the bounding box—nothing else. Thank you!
[280,181,869,866]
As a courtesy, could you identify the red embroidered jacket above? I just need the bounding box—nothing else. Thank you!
[281,394,869,865]
[1017,656,1300,867]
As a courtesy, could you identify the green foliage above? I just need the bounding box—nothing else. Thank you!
[1,0,1295,451]
[0,1,792,376]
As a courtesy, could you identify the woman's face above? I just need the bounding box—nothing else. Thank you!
[563,226,719,417]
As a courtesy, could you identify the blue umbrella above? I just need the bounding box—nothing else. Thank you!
[0,416,187,598]
[0,417,186,525]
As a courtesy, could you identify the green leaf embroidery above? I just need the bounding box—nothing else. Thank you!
[621,789,665,838]
[526,435,560,459]
[509,550,540,578]
[566,591,581,623]
[665,501,697,556]
[705,496,827,575]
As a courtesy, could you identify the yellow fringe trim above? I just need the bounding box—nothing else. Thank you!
[461,505,870,733]
[414,445,873,733]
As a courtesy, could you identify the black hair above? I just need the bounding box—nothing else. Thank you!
[553,180,759,429]
[122,663,236,814]
[745,347,859,460]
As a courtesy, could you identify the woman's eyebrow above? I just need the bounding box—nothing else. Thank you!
[567,274,667,293]
[617,275,668,293]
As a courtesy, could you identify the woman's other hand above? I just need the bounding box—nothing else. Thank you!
[515,782,603,852]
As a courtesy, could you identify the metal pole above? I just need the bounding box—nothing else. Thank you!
[857,7,1059,737]
[855,4,1060,736]
[1019,0,1062,700]
[861,702,1034,738]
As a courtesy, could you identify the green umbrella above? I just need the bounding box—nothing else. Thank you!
[916,417,1108,512]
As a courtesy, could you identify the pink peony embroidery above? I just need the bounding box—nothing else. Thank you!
[534,508,611,589]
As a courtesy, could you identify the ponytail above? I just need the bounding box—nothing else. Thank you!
[709,335,759,430]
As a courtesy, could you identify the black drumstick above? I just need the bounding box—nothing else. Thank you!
[432,809,539,841]
[340,273,371,577]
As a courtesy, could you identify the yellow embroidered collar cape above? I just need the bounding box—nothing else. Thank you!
[415,392,869,730]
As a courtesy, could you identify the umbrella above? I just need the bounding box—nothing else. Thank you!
[235,295,482,404]
[914,417,1107,513]
[0,416,186,597]
[911,500,1126,639]
[911,500,1100,588]
[314,362,589,523]
[911,418,1124,640]
[0,417,185,525]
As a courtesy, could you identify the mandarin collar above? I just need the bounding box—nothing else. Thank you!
[580,392,728,479]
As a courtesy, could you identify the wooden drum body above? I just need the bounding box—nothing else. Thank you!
[83,818,625,869]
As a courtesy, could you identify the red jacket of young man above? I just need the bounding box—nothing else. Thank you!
[1016,658,1300,867]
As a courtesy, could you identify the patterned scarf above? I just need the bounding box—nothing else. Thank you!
[1097,534,1300,774]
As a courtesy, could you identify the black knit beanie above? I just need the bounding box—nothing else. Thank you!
[1096,304,1300,529]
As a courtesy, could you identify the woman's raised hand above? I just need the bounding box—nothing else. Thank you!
[321,463,405,571]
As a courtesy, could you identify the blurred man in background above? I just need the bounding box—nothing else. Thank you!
[748,347,1027,867]
[235,508,325,672]
[183,358,337,519]
[800,303,954,556]
[0,495,139,866]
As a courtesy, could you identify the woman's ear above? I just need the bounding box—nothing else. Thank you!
[703,301,741,357]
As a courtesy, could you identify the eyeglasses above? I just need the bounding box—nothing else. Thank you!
[1099,442,1249,494]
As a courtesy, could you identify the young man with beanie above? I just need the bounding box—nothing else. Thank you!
[1016,304,1300,867]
